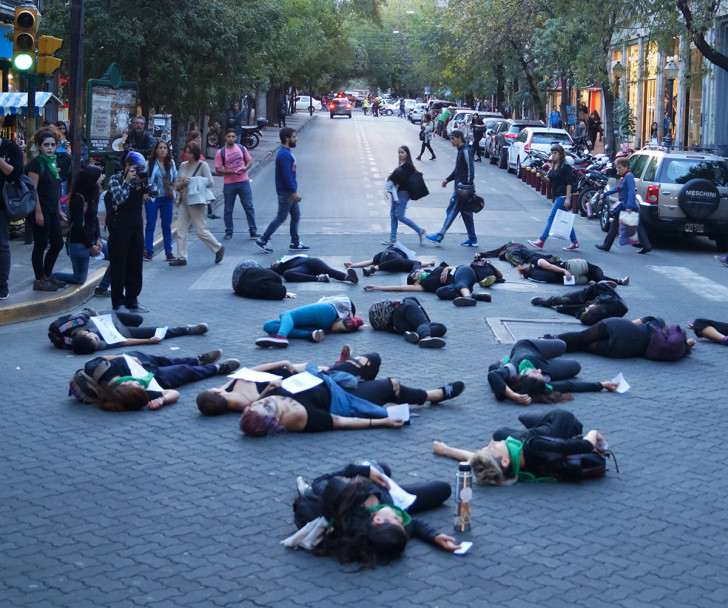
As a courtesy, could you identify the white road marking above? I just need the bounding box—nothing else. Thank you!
[649,265,728,302]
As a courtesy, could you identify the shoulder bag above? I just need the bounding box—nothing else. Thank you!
[3,174,37,221]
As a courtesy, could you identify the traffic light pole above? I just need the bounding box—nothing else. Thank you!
[68,0,84,179]
[25,73,36,157]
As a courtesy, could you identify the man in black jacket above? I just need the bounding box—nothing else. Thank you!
[426,130,478,247]
[122,116,154,164]
[0,120,24,300]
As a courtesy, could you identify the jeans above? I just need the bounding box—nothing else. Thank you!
[144,197,174,255]
[389,191,423,240]
[261,193,301,245]
[263,303,337,339]
[0,205,10,292]
[540,196,577,243]
[223,181,256,234]
[435,265,476,300]
[436,189,476,241]
[132,352,218,388]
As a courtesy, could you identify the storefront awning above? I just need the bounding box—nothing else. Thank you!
[0,92,63,116]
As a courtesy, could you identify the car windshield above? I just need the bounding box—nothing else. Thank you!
[531,133,572,145]
[660,159,728,186]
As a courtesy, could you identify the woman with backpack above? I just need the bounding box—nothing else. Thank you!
[516,257,628,286]
[144,140,177,262]
[52,165,111,291]
[433,409,611,485]
[368,297,447,348]
[416,114,436,161]
[384,146,426,245]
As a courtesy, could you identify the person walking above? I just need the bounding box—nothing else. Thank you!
[384,146,426,245]
[214,129,258,241]
[169,142,225,267]
[256,128,307,253]
[471,113,485,161]
[0,118,24,300]
[278,98,287,128]
[528,144,579,251]
[27,128,66,292]
[587,111,602,149]
[143,140,177,262]
[425,130,478,247]
[416,114,436,161]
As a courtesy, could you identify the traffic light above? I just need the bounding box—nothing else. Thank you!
[13,5,38,72]
[37,36,63,75]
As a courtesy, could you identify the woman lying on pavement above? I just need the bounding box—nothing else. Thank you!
[487,338,618,405]
[271,255,359,284]
[530,282,628,325]
[363,263,491,306]
[69,350,240,412]
[49,308,209,354]
[239,363,465,436]
[433,409,610,485]
[517,257,628,286]
[551,316,696,359]
[688,318,728,345]
[287,461,459,567]
[256,295,363,348]
[345,244,436,277]
[368,296,447,348]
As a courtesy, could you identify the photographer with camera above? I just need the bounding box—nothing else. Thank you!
[106,151,158,313]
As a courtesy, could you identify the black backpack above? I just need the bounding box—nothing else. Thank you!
[525,437,618,482]
[48,311,93,349]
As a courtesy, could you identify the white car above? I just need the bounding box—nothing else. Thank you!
[295,95,322,111]
[446,110,477,139]
[507,127,574,177]
[409,103,428,123]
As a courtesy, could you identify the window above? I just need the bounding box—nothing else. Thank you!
[516,130,528,143]
[630,154,650,179]
[642,157,659,182]
[532,133,572,145]
[660,159,728,186]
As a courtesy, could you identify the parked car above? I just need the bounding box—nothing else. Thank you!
[295,95,322,111]
[507,127,574,176]
[489,119,545,169]
[329,96,352,118]
[604,146,728,251]
[409,103,429,123]
[480,118,506,157]
[446,110,477,139]
[427,99,452,115]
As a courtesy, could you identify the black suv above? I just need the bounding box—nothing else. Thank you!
[489,119,544,169]
[329,96,352,119]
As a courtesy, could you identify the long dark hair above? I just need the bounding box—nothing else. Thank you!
[71,165,103,204]
[507,375,574,404]
[399,145,415,169]
[149,139,173,173]
[95,383,150,412]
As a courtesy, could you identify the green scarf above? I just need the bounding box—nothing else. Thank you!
[505,436,556,483]
[37,153,60,179]
[112,372,154,388]
[366,504,412,526]
[517,359,553,390]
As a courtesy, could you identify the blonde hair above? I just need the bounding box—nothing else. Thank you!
[469,450,515,486]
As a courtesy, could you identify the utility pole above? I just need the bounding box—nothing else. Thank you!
[68,0,84,178]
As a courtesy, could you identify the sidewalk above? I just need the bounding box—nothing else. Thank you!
[0,112,316,326]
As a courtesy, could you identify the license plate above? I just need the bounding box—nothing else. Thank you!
[684,223,704,233]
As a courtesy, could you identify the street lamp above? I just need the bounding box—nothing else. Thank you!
[612,61,623,98]
[663,59,678,146]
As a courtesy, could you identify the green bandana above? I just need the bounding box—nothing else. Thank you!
[37,153,60,179]
[517,359,553,390]
[112,372,154,388]
[367,504,411,527]
[505,436,556,483]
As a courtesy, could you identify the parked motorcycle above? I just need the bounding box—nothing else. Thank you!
[207,121,222,148]
[240,118,268,150]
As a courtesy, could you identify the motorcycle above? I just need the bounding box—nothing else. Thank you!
[207,121,222,148]
[240,118,268,150]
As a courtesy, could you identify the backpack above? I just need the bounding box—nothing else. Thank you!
[418,129,426,141]
[644,324,689,361]
[48,311,93,349]
[406,171,429,201]
[68,359,112,404]
[525,436,617,482]
[3,174,37,221]
[368,300,397,330]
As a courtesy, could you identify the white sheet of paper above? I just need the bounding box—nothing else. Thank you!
[611,372,630,393]
[360,460,416,510]
[454,541,473,555]
[280,371,323,394]
[121,354,163,392]
[227,367,283,382]
[563,275,576,285]
[90,314,127,344]
[92,251,105,260]
[386,403,410,422]
[154,326,168,339]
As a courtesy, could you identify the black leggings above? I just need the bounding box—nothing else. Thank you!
[584,263,618,283]
[281,259,346,282]
[113,310,189,340]
[351,378,428,405]
[392,298,446,339]
[557,323,611,356]
[401,481,451,514]
[418,141,435,158]
[30,210,64,279]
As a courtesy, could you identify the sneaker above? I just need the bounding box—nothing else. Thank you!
[126,302,150,313]
[472,292,491,303]
[256,239,273,253]
[0,286,8,300]
[215,246,225,264]
[434,381,465,403]
[453,296,476,307]
[425,234,442,244]
[250,232,260,239]
[169,258,187,266]
[33,278,58,291]
[217,358,241,375]
[316,274,330,282]
[49,276,67,288]
[531,296,548,307]
[256,334,289,348]
[618,276,630,286]
[403,331,420,344]
[187,323,209,335]
[381,238,396,246]
[289,242,310,251]
[715,255,728,267]
[460,238,478,247]
[345,268,359,284]
[563,242,580,251]
[166,253,176,261]
[296,476,313,498]
[335,344,351,364]
[223,233,233,240]
[479,275,496,288]
[311,329,326,343]
[595,244,609,252]
[208,213,221,220]
[363,266,375,277]
[419,336,446,349]
[528,239,544,249]
[94,287,111,297]
[198,349,223,365]
[143,251,153,261]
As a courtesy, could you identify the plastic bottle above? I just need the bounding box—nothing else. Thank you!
[454,461,472,532]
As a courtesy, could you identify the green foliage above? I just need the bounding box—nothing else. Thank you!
[612,97,636,141]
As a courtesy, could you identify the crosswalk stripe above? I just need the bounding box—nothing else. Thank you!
[649,265,728,302]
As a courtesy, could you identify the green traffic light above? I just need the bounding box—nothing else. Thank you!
[13,53,34,71]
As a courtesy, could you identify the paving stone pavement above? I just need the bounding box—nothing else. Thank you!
[2,226,728,607]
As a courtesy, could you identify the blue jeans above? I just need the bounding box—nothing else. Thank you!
[540,196,577,243]
[435,266,476,300]
[144,197,174,255]
[263,303,337,339]
[389,191,423,240]
[55,240,111,289]
[223,181,256,234]
[132,352,218,389]
[436,189,476,241]
[261,193,301,245]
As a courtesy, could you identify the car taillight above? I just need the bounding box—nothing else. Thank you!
[329,104,334,109]
[524,142,531,151]
[646,185,659,205]
[505,133,516,139]
[346,104,351,109]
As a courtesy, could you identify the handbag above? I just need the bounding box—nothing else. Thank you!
[406,171,429,200]
[3,174,37,221]
[418,129,426,141]
[548,208,576,240]
[184,162,207,205]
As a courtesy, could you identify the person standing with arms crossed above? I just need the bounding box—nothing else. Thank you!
[256,128,308,253]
